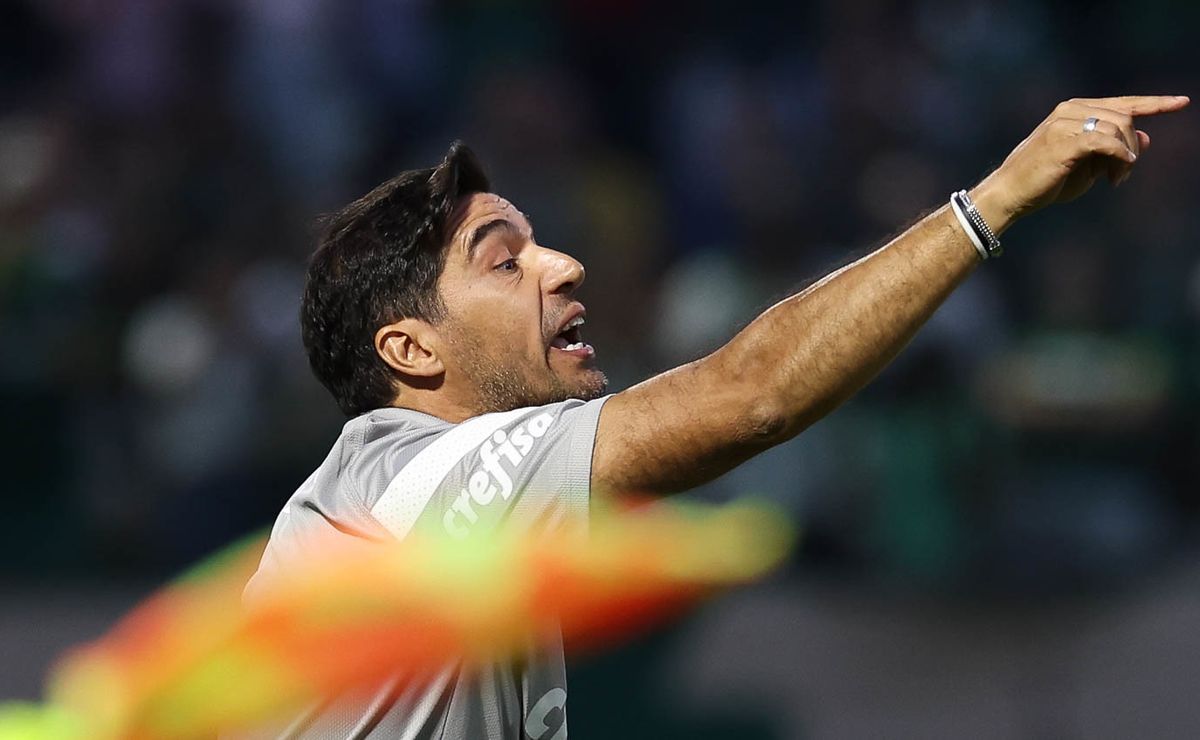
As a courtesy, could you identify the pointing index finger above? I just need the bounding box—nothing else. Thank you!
[1075,95,1190,116]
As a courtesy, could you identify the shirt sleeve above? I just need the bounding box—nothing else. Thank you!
[366,396,610,542]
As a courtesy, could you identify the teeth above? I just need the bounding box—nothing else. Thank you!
[563,342,585,351]
[564,316,585,330]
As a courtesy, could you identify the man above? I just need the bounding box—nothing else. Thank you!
[245,95,1189,738]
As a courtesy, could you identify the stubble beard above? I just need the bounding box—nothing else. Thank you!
[449,327,607,414]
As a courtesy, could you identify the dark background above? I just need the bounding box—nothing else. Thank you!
[2,0,1199,737]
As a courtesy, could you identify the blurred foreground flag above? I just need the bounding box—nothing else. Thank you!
[0,498,792,739]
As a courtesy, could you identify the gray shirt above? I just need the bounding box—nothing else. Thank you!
[239,397,609,739]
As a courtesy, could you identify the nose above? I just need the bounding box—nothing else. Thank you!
[538,245,586,295]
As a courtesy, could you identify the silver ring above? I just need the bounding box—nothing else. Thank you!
[1083,116,1099,133]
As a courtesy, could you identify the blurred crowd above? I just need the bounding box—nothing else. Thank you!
[2,0,1199,590]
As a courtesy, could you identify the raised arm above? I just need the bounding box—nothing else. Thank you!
[591,95,1191,496]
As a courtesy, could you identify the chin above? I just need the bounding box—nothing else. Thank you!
[544,367,607,404]
[566,368,609,401]
[468,362,608,414]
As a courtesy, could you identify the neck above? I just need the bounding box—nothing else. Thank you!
[388,385,481,424]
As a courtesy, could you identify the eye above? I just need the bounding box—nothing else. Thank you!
[495,258,519,273]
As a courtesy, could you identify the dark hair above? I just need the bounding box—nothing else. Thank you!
[301,141,490,417]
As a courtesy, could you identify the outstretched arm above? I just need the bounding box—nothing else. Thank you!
[591,95,1191,496]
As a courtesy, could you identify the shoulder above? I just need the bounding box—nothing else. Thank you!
[369,397,611,541]
[356,399,609,479]
[338,407,451,495]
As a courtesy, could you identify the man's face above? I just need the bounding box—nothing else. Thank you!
[434,192,607,413]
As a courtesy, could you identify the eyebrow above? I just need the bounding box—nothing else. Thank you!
[465,218,532,261]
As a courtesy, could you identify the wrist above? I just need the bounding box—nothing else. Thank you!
[969,175,1020,237]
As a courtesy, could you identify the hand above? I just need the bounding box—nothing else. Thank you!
[971,95,1190,233]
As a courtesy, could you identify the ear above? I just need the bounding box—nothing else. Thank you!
[374,319,445,379]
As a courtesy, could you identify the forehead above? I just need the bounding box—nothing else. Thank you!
[446,192,531,248]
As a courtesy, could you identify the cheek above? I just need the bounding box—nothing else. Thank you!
[449,285,544,352]
[492,299,544,346]
[472,310,539,357]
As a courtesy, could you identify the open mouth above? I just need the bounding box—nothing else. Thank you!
[550,314,594,357]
